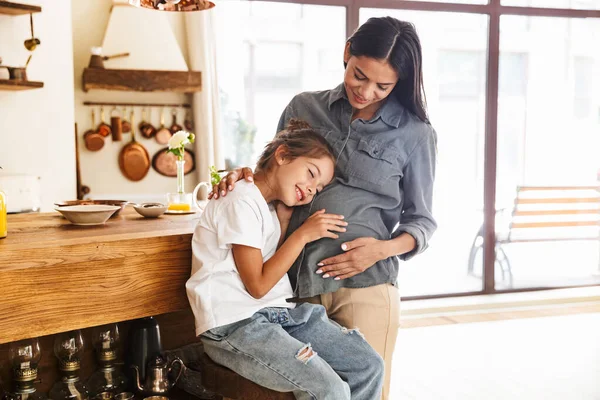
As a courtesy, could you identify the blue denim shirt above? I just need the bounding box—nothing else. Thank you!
[278,84,437,298]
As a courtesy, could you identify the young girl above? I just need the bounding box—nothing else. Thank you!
[186,120,384,400]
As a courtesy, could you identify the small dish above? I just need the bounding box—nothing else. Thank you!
[133,202,168,218]
[54,200,128,218]
[55,205,121,226]
[164,207,199,215]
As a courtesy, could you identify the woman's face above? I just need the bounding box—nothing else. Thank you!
[343,43,399,112]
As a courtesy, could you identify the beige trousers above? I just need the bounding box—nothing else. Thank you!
[303,284,401,400]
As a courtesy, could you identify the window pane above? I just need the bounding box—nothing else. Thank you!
[214,2,345,169]
[361,9,489,297]
[502,0,600,9]
[495,15,600,290]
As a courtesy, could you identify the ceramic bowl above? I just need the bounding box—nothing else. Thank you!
[55,205,121,225]
[133,202,168,218]
[54,200,128,217]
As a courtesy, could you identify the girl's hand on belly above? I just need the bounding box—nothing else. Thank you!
[315,237,390,280]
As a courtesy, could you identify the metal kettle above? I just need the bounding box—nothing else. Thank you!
[131,355,184,396]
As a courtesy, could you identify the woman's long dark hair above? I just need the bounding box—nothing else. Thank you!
[347,17,429,124]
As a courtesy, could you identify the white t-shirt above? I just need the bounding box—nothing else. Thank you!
[186,181,295,336]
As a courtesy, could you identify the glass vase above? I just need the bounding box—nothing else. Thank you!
[167,160,191,212]
[176,159,185,194]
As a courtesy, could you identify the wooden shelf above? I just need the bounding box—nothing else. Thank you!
[0,79,43,90]
[0,0,41,15]
[82,68,202,93]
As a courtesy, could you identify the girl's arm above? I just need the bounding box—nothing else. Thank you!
[232,210,346,299]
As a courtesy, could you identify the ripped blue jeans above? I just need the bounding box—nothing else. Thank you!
[200,303,384,400]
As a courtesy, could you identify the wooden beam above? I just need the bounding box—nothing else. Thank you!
[0,1,41,15]
[82,68,202,93]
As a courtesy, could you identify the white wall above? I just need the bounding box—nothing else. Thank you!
[71,0,197,203]
[0,0,75,211]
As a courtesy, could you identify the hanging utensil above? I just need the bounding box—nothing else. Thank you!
[119,111,150,181]
[88,50,130,69]
[24,13,41,51]
[121,107,132,133]
[169,108,183,135]
[84,109,105,152]
[97,106,112,137]
[139,107,156,139]
[152,147,195,177]
[155,107,172,145]
[184,109,193,131]
[110,106,123,141]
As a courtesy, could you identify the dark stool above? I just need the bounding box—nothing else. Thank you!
[199,353,295,400]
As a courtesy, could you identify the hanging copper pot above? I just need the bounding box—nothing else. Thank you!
[184,110,193,131]
[97,106,112,137]
[110,107,123,141]
[121,107,132,133]
[139,107,156,139]
[169,108,183,134]
[84,109,105,152]
[155,107,172,145]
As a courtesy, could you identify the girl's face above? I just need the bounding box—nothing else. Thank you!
[343,43,399,112]
[272,151,335,207]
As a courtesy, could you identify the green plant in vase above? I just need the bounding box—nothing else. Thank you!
[166,131,195,211]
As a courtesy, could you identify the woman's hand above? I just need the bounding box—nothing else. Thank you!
[316,237,390,280]
[294,209,347,244]
[209,167,254,199]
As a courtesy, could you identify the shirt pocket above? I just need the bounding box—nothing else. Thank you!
[347,139,400,186]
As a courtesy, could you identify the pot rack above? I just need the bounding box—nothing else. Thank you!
[83,101,191,108]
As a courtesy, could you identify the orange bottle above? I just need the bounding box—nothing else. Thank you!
[0,186,6,239]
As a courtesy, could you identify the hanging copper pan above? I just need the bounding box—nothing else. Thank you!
[119,111,150,181]
[151,147,195,177]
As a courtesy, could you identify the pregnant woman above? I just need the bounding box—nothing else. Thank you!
[212,16,437,399]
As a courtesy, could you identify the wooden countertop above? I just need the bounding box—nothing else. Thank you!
[0,209,201,344]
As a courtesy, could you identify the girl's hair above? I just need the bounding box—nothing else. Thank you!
[256,119,336,171]
[347,17,429,124]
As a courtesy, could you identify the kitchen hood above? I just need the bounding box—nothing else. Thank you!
[100,0,189,71]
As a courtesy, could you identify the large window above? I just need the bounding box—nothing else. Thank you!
[493,15,600,290]
[361,8,489,297]
[214,0,600,299]
[213,1,345,169]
